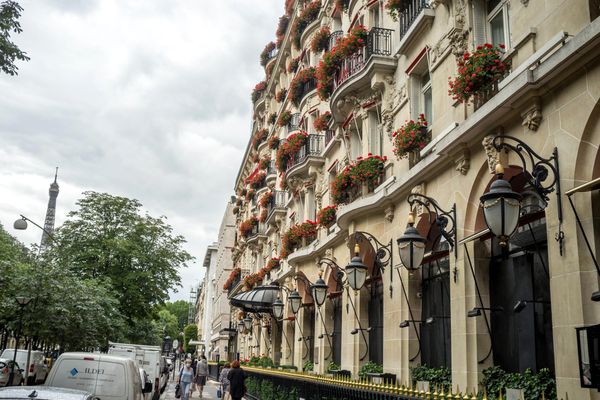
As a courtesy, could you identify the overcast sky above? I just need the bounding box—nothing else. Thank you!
[0,0,282,300]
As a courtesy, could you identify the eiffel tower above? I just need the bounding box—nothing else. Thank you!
[41,167,59,246]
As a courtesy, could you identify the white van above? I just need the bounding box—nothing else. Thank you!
[0,350,48,384]
[44,353,152,400]
[107,343,168,399]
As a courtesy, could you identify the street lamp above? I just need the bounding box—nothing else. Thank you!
[10,296,31,385]
[479,163,522,246]
[345,244,368,291]
[397,213,427,270]
[237,320,245,334]
[399,319,422,328]
[243,316,253,331]
[272,298,284,319]
[13,215,55,241]
[513,299,550,313]
[311,273,328,308]
[288,289,302,315]
[467,307,504,318]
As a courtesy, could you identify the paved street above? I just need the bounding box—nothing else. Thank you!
[162,379,221,400]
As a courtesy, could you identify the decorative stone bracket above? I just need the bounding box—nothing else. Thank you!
[521,97,543,132]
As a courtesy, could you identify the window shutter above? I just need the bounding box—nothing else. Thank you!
[472,0,487,46]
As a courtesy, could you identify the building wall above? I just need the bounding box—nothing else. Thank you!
[226,0,600,398]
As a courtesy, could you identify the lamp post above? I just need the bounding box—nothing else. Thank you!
[10,296,31,386]
[467,307,504,318]
[243,316,253,331]
[13,215,55,242]
[237,320,245,334]
[345,244,368,291]
[311,273,328,308]
[397,212,428,271]
[288,289,302,315]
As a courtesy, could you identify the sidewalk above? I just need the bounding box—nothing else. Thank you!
[162,379,221,400]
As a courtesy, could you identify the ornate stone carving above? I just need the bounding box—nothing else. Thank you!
[521,98,543,131]
[449,29,469,58]
[411,183,426,215]
[384,204,395,222]
[381,75,407,135]
[453,0,467,30]
[452,144,471,175]
[482,135,500,173]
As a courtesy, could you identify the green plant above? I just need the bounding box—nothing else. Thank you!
[311,26,331,53]
[313,111,332,132]
[260,41,276,66]
[331,154,387,205]
[288,67,316,105]
[251,80,267,103]
[479,366,557,400]
[245,376,258,396]
[183,324,197,354]
[290,1,321,49]
[358,361,383,379]
[448,43,509,104]
[317,205,337,228]
[260,379,274,400]
[281,220,318,258]
[327,361,341,372]
[392,114,429,159]
[258,356,274,368]
[275,131,308,172]
[277,110,293,127]
[303,360,314,372]
[410,365,452,393]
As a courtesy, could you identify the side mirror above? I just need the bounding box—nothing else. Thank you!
[143,382,153,393]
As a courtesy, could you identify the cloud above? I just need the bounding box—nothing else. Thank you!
[0,0,283,300]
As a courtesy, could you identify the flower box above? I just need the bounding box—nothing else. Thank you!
[277,110,292,127]
[251,81,267,103]
[252,129,268,150]
[275,131,309,172]
[391,114,430,160]
[289,67,316,105]
[311,26,331,53]
[239,216,258,238]
[313,112,331,132]
[331,154,387,205]
[260,42,276,66]
[275,88,287,103]
[317,205,337,228]
[268,136,280,150]
[281,220,318,258]
[290,1,320,49]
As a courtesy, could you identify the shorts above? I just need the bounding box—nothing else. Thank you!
[196,375,207,385]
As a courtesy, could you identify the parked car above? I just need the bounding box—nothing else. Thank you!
[44,352,152,400]
[0,359,23,387]
[0,386,93,399]
[0,349,49,384]
[138,368,152,400]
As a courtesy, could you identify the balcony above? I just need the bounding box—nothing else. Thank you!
[265,190,287,227]
[329,30,343,50]
[285,134,325,180]
[246,222,267,245]
[324,129,336,147]
[297,78,317,109]
[286,112,301,134]
[330,28,396,121]
[397,0,435,54]
[227,274,241,297]
[265,47,278,65]
[266,160,277,185]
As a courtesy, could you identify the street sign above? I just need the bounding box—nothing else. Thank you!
[173,339,179,350]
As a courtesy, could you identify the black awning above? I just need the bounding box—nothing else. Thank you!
[230,284,280,313]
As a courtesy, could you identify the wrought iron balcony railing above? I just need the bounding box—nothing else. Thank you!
[324,129,336,147]
[398,0,430,39]
[266,190,288,222]
[286,134,324,171]
[333,27,394,90]
[297,78,317,105]
[329,30,343,50]
[286,112,301,134]
[247,222,267,240]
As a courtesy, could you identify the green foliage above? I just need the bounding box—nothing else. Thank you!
[410,365,452,392]
[303,360,314,372]
[245,375,298,400]
[358,361,383,379]
[245,376,258,395]
[258,356,274,368]
[162,300,189,331]
[479,366,557,400]
[183,324,197,354]
[327,361,341,372]
[0,0,30,75]
[154,309,179,339]
[50,192,193,335]
[260,379,274,400]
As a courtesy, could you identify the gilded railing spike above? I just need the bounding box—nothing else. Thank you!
[482,388,488,400]
[498,390,504,400]
[541,391,546,400]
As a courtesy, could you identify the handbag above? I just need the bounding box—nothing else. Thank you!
[217,384,223,398]
[175,384,182,399]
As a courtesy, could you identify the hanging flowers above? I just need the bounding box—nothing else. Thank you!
[259,190,273,208]
[246,170,266,190]
[448,43,509,103]
[287,56,301,73]
[252,129,268,150]
[290,1,321,50]
[243,273,263,290]
[311,26,331,53]
[384,0,404,20]
[239,216,258,238]
[331,154,387,205]
[259,155,271,170]
[246,188,256,201]
[313,112,332,132]
[276,15,290,47]
[259,208,268,223]
[317,205,337,228]
[268,113,277,125]
[268,136,280,150]
[260,42,276,66]
[275,131,309,172]
[281,220,318,258]
[265,257,281,272]
[288,67,316,105]
[223,267,241,291]
[251,80,267,103]
[278,110,292,127]
[316,25,368,100]
[276,88,287,103]
[391,114,430,159]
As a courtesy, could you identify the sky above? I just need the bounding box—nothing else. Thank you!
[0,0,282,300]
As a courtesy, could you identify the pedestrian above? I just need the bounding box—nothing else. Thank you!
[177,358,195,400]
[189,356,198,396]
[227,360,246,400]
[195,355,209,398]
[218,362,231,400]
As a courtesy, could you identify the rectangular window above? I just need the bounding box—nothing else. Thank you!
[409,55,433,124]
[368,111,382,155]
[487,0,510,47]
[421,70,432,124]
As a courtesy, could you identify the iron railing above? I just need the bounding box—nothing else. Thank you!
[325,129,336,147]
[266,160,277,177]
[227,274,241,296]
[297,78,317,105]
[329,30,344,50]
[248,222,267,239]
[266,47,278,63]
[287,112,301,134]
[333,27,394,90]
[286,134,324,171]
[267,191,287,221]
[398,0,430,39]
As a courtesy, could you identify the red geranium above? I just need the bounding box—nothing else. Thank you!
[268,136,280,150]
[317,205,337,228]
[278,110,292,127]
[391,114,430,159]
[290,1,321,50]
[260,41,276,66]
[281,220,318,258]
[252,129,268,150]
[251,80,267,103]
[275,88,287,103]
[313,112,331,132]
[239,216,258,238]
[275,131,309,172]
[331,154,387,205]
[288,67,316,105]
[311,26,331,53]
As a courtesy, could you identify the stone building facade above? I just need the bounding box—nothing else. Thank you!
[226,0,600,398]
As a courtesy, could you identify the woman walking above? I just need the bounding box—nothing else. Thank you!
[218,362,231,400]
[177,358,195,400]
[227,360,246,400]
[195,355,209,398]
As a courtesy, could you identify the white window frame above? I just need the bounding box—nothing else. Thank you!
[487,0,510,48]
[409,55,433,125]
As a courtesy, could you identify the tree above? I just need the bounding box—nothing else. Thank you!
[183,324,197,354]
[0,1,29,76]
[50,192,193,335]
[162,300,189,332]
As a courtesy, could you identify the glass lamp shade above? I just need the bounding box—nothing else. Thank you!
[346,255,368,291]
[288,290,302,314]
[397,225,427,271]
[480,175,522,246]
[243,316,253,331]
[13,218,27,230]
[15,296,31,306]
[311,277,329,307]
[237,320,245,334]
[272,298,284,319]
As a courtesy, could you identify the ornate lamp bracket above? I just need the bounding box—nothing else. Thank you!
[353,231,394,298]
[490,135,564,254]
